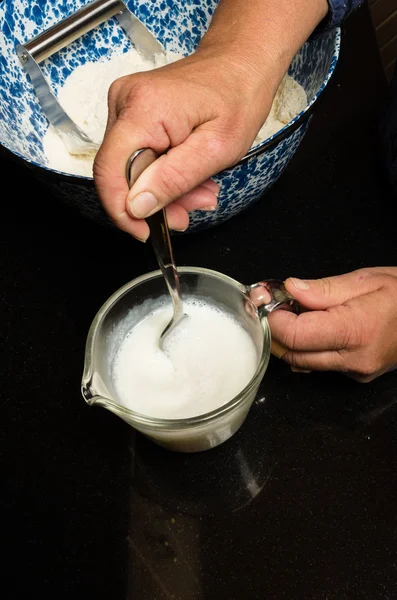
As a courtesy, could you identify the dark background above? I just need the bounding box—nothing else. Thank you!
[2,3,397,599]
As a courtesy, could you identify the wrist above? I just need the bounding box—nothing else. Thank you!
[196,0,329,97]
[193,41,284,106]
[196,34,285,99]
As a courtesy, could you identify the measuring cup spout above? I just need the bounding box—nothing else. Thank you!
[81,377,132,421]
[81,383,101,406]
[81,373,112,409]
[82,382,125,417]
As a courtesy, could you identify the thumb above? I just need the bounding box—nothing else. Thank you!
[284,269,382,310]
[126,126,234,219]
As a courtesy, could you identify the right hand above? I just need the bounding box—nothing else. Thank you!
[93,46,277,241]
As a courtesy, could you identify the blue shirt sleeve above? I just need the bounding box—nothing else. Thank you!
[315,0,365,33]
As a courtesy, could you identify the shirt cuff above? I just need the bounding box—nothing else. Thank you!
[312,0,364,36]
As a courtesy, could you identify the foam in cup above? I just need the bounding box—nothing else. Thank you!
[111,297,259,419]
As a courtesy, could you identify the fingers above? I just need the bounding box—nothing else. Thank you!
[269,309,349,372]
[200,179,220,195]
[137,179,220,234]
[175,179,219,213]
[93,115,170,241]
[267,308,352,352]
[249,285,272,307]
[280,349,346,372]
[164,203,190,232]
[162,179,220,230]
[104,188,216,239]
[282,348,391,382]
[284,269,383,310]
[94,115,221,239]
[126,127,232,220]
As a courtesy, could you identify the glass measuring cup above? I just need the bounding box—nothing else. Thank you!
[81,267,299,453]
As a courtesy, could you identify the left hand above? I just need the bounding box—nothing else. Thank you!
[253,267,397,382]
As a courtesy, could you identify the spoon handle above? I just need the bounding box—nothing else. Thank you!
[126,148,184,320]
[148,209,184,321]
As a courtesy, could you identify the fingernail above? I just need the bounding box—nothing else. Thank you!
[291,366,312,373]
[172,226,189,232]
[129,192,159,218]
[134,235,148,243]
[201,205,217,211]
[289,277,310,291]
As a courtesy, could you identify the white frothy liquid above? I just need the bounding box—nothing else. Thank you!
[112,298,259,419]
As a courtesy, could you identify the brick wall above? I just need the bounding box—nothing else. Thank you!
[369,0,397,81]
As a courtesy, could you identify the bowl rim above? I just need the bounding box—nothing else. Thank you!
[237,26,342,164]
[0,27,341,180]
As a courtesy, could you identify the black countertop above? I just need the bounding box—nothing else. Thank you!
[2,3,397,599]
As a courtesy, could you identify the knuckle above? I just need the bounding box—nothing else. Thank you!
[327,307,351,349]
[335,348,380,381]
[108,74,153,110]
[356,375,377,384]
[282,325,300,351]
[353,357,381,380]
[92,162,111,199]
[379,273,397,292]
[354,268,390,291]
[205,113,251,163]
[107,77,123,102]
[342,315,362,349]
[159,161,191,199]
[319,276,334,299]
[207,134,244,170]
[93,157,122,189]
[331,306,383,379]
[111,213,127,231]
[331,305,369,350]
[107,76,133,108]
[332,351,347,371]
[205,136,227,160]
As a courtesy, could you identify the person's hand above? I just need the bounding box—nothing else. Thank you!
[255,267,397,382]
[93,47,276,241]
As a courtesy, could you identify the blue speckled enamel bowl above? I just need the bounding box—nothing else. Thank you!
[0,0,340,232]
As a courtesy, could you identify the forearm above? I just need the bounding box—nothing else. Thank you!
[198,0,329,96]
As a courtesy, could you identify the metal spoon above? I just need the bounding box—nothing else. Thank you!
[126,148,186,347]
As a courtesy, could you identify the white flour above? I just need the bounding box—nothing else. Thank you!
[42,48,307,176]
[253,74,308,143]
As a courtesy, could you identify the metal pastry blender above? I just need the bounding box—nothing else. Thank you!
[15,0,165,155]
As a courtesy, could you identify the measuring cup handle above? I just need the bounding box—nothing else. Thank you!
[247,279,305,364]
[247,279,300,317]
